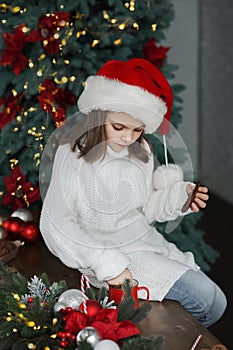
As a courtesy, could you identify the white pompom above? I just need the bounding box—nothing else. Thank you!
[94,339,120,350]
[152,164,183,189]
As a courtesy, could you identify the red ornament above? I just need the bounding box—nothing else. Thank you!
[20,221,41,244]
[2,217,24,239]
[28,297,34,303]
[78,300,103,317]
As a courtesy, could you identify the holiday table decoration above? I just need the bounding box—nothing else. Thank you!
[0,265,162,350]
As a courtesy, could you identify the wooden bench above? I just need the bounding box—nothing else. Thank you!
[10,240,226,350]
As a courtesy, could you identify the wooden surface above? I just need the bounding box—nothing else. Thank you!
[11,239,225,350]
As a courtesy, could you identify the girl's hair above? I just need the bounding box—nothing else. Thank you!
[71,110,152,163]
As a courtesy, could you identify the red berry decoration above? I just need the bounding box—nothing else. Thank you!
[20,221,41,244]
[78,299,103,317]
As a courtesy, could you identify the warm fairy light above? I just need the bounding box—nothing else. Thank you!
[28,60,34,68]
[61,76,68,83]
[125,2,129,8]
[64,59,69,64]
[82,30,86,35]
[27,343,36,349]
[111,18,117,24]
[50,334,57,339]
[20,8,27,13]
[0,3,8,11]
[61,39,67,45]
[119,23,126,30]
[13,127,19,132]
[91,39,100,47]
[22,25,30,33]
[60,4,64,9]
[16,115,22,122]
[9,158,18,167]
[24,82,28,89]
[38,53,46,61]
[133,22,139,30]
[28,107,37,112]
[13,293,20,301]
[52,58,57,64]
[12,89,17,97]
[43,40,48,46]
[2,19,7,24]
[52,318,58,325]
[114,38,122,45]
[102,10,109,19]
[13,328,18,332]
[54,33,59,39]
[19,302,26,309]
[27,321,36,327]
[70,76,76,82]
[6,317,12,322]
[37,69,43,77]
[12,6,20,13]
[151,23,157,31]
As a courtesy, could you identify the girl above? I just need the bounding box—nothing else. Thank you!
[40,58,226,327]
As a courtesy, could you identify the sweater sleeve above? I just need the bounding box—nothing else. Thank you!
[142,164,193,224]
[39,145,130,282]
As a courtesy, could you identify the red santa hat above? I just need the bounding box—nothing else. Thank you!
[77,58,173,134]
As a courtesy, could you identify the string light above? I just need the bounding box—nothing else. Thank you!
[12,89,17,97]
[114,38,122,45]
[151,23,157,31]
[119,23,126,30]
[91,39,100,47]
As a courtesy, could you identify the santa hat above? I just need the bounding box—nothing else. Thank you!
[77,58,173,135]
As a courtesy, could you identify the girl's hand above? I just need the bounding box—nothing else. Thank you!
[186,182,209,212]
[107,268,132,286]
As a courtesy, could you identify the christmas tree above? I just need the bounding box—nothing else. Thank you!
[0,0,219,270]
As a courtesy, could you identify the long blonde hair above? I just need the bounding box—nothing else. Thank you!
[71,110,152,163]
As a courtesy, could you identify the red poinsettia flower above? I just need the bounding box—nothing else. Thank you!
[0,24,39,75]
[143,38,170,67]
[37,79,76,125]
[33,11,71,55]
[0,93,24,129]
[63,305,140,344]
[2,165,41,210]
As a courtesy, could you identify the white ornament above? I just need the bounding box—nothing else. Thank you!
[94,340,120,350]
[53,301,67,313]
[76,326,101,347]
[11,208,33,222]
[57,288,87,309]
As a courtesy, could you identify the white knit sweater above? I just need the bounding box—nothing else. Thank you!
[40,143,200,301]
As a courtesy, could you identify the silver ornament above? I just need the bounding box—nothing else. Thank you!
[53,301,67,313]
[58,289,87,309]
[0,227,7,240]
[11,208,33,222]
[76,326,101,347]
[94,340,120,350]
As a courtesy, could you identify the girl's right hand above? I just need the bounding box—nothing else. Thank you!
[106,268,132,286]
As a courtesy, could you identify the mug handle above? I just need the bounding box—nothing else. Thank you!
[137,286,150,303]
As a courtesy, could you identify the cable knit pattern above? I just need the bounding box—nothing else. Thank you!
[40,143,200,301]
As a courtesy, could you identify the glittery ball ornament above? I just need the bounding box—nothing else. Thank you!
[57,288,86,309]
[76,326,101,347]
[94,340,120,350]
[11,208,33,222]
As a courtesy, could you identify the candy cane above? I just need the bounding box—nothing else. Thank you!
[190,334,202,350]
[80,274,90,314]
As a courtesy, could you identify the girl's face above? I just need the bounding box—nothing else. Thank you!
[105,112,144,152]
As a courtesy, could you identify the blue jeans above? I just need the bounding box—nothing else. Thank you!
[164,269,227,327]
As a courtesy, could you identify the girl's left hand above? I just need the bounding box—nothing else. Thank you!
[186,183,209,212]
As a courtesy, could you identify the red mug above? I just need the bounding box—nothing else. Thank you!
[108,279,150,307]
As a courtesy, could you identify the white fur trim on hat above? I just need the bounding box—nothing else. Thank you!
[77,76,167,133]
[153,164,183,190]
